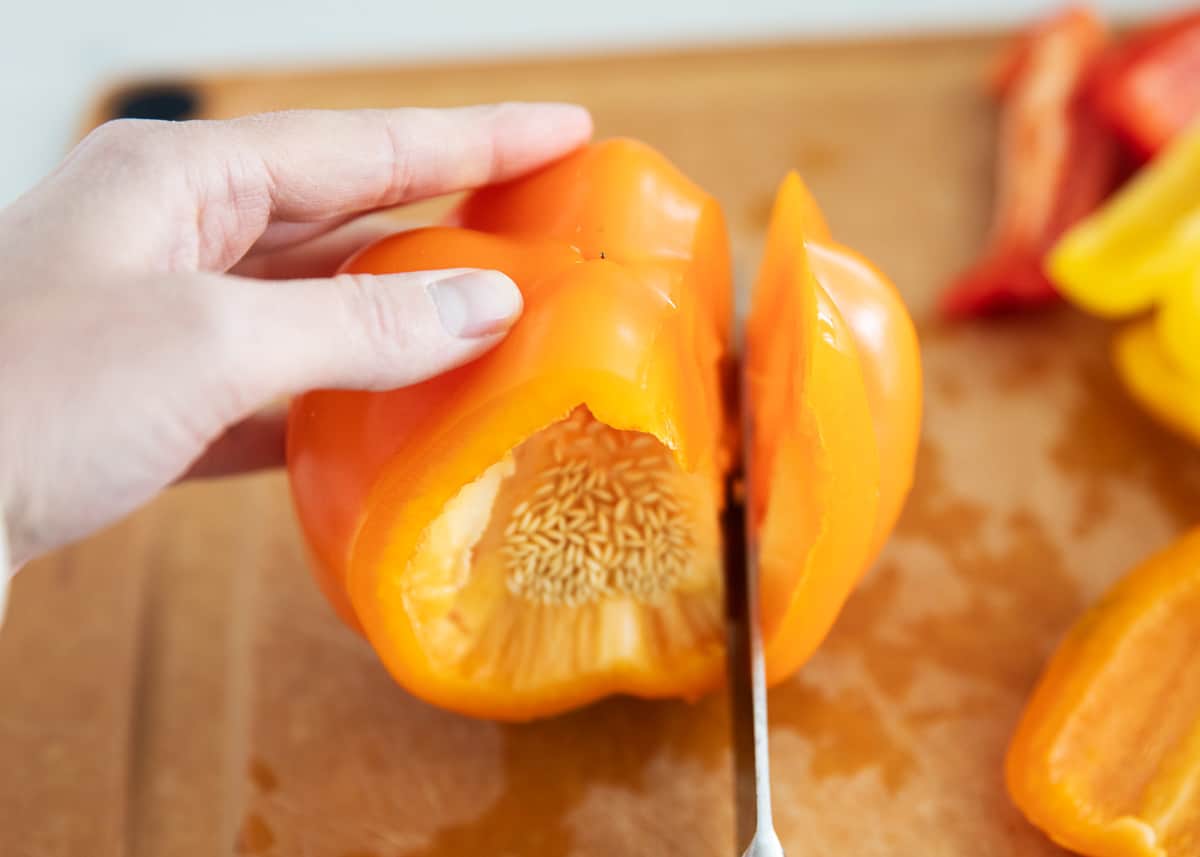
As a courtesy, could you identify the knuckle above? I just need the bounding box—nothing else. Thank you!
[77,117,172,163]
[339,273,403,344]
[381,119,417,206]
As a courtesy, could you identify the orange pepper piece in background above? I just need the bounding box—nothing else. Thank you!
[1007,527,1200,857]
[748,173,921,682]
[287,141,920,720]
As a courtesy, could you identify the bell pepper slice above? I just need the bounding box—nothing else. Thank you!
[1007,526,1200,857]
[1090,10,1200,159]
[941,6,1118,319]
[1047,115,1200,445]
[748,173,921,683]
[287,143,920,720]
[1049,120,1200,319]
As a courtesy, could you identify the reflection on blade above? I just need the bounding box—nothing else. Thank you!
[725,387,784,857]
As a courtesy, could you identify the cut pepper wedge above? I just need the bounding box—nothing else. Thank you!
[748,173,920,682]
[287,141,920,720]
[1090,9,1200,159]
[941,6,1118,319]
[1007,526,1200,857]
[1049,120,1200,319]
[1048,118,1200,445]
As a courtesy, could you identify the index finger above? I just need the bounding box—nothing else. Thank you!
[54,103,593,272]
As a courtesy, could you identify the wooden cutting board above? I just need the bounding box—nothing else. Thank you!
[6,31,1200,857]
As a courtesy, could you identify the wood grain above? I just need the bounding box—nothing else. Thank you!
[5,32,1200,856]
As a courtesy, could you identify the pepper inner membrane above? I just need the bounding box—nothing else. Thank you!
[400,407,723,689]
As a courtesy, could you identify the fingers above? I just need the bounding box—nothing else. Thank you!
[231,213,410,280]
[220,104,592,218]
[181,409,288,480]
[44,104,592,274]
[201,267,523,405]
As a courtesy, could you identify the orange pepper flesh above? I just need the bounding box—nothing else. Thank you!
[748,173,920,682]
[287,142,920,720]
[1007,527,1200,857]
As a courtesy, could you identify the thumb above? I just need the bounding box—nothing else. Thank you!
[206,267,523,402]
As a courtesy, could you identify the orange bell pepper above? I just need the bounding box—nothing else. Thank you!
[1007,526,1200,857]
[287,141,921,720]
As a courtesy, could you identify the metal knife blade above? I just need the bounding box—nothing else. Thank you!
[725,375,785,857]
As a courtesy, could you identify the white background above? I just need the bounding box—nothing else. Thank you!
[0,0,1189,204]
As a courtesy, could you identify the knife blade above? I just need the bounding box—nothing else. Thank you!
[725,371,785,857]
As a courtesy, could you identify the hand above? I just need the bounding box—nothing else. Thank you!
[0,104,593,588]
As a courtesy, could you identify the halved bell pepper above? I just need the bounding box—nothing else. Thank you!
[1007,526,1200,857]
[1090,9,1200,159]
[941,6,1119,319]
[287,140,920,720]
[1048,119,1200,443]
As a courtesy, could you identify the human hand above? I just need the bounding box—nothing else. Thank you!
[0,103,593,603]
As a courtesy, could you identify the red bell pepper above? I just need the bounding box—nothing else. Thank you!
[941,6,1120,319]
[1090,9,1200,158]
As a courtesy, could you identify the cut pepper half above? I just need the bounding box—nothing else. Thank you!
[289,140,732,720]
[1007,526,1200,857]
[287,142,920,720]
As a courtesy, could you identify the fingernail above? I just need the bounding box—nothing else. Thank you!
[428,270,523,338]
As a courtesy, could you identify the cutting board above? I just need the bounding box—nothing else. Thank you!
[5,31,1200,857]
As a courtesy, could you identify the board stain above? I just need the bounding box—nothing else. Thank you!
[1050,356,1200,536]
[770,675,918,794]
[249,757,278,793]
[795,141,845,173]
[889,442,1083,692]
[772,438,1083,795]
[394,696,729,856]
[236,812,276,854]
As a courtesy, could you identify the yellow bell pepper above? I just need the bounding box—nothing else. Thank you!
[1006,527,1200,857]
[1048,120,1200,443]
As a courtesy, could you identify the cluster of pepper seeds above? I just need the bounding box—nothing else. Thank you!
[501,409,693,606]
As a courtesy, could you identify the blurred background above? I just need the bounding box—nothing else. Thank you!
[1,0,1185,205]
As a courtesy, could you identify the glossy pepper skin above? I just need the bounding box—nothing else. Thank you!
[748,173,921,683]
[1007,527,1200,857]
[1048,121,1200,445]
[941,6,1119,319]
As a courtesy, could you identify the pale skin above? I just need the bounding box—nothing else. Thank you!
[0,103,594,615]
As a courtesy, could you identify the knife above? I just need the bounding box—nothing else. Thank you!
[725,368,785,857]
